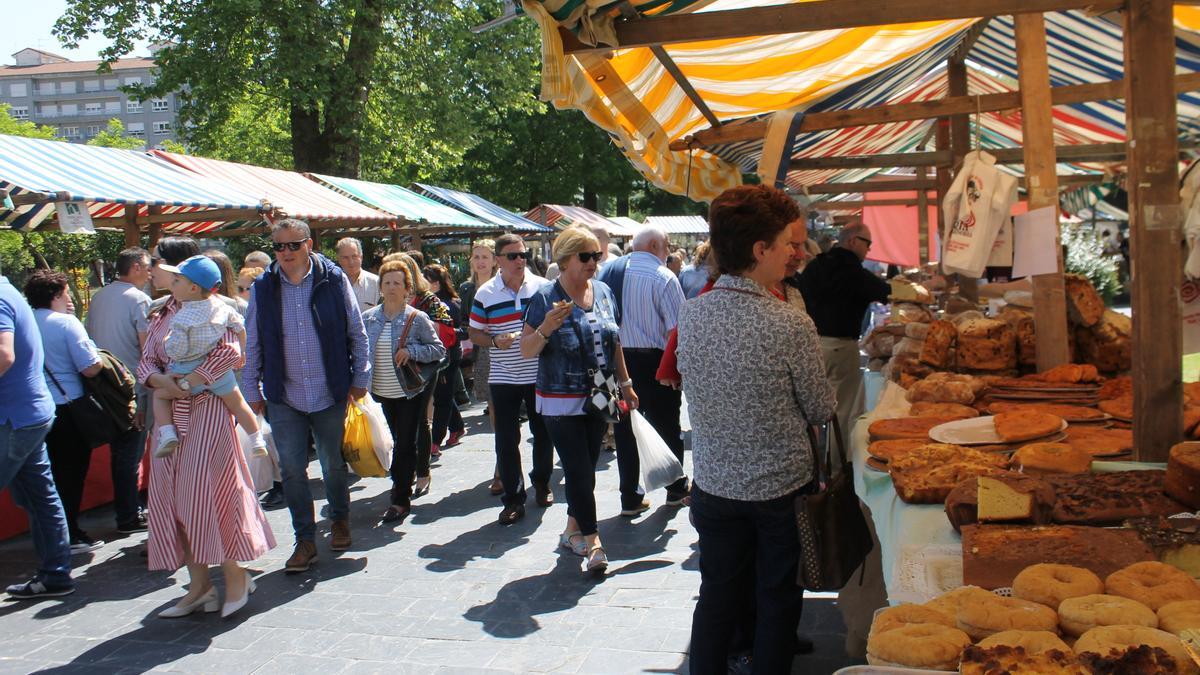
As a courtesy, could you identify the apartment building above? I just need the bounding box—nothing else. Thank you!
[0,47,182,147]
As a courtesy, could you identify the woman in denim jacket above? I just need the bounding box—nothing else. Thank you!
[522,227,639,576]
[362,261,445,524]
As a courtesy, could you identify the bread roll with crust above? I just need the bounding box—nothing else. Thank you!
[865,623,971,671]
[1013,564,1105,609]
[1074,625,1197,675]
[1058,594,1158,637]
[956,593,1059,640]
[924,585,997,620]
[1157,600,1200,636]
[978,629,1072,654]
[871,603,955,635]
[1106,561,1200,611]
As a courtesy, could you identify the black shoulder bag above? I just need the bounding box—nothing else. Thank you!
[44,366,125,449]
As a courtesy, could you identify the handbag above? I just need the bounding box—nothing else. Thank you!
[44,367,124,449]
[569,301,623,423]
[794,418,875,591]
[395,312,442,392]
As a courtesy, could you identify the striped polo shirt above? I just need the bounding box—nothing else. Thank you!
[469,271,548,385]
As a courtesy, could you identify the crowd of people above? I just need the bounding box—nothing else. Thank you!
[0,183,898,672]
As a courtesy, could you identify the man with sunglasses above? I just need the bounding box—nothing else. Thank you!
[467,234,553,525]
[242,219,370,573]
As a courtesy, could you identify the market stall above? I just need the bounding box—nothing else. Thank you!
[524,203,634,238]
[412,182,553,234]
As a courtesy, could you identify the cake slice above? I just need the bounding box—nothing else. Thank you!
[977,475,1054,522]
[1126,516,1200,579]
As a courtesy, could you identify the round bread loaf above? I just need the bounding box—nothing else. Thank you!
[1011,443,1093,475]
[1106,561,1200,611]
[866,623,971,671]
[1058,594,1158,637]
[872,604,955,635]
[977,629,1072,654]
[956,594,1059,641]
[1013,563,1105,609]
[1166,443,1200,509]
[1157,600,1200,635]
[1074,625,1198,675]
[925,585,997,620]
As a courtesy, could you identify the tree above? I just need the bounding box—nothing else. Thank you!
[86,118,146,149]
[0,104,58,140]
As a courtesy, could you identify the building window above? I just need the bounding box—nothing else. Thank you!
[61,126,79,138]
[105,101,120,114]
[84,102,102,115]
[127,122,144,137]
[151,99,169,112]
[10,106,28,120]
[10,83,27,98]
[103,78,118,90]
[153,121,172,134]
[60,103,77,116]
[83,79,100,92]
[60,81,77,94]
[124,76,142,86]
[38,81,55,95]
[39,104,57,118]
[86,125,101,136]
[127,100,143,113]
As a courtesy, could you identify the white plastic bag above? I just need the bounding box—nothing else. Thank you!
[630,410,684,492]
[942,150,1019,277]
[237,414,278,493]
[357,394,394,475]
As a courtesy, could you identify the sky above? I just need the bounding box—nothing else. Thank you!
[1,0,148,64]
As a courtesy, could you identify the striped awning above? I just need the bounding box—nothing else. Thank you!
[151,151,394,231]
[0,134,265,231]
[524,204,633,236]
[306,173,488,231]
[412,183,552,233]
[643,215,709,235]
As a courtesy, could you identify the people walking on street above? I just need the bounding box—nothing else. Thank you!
[424,263,466,453]
[363,261,445,524]
[0,273,73,599]
[523,227,637,576]
[597,225,688,515]
[242,219,370,573]
[86,247,151,534]
[467,234,553,525]
[459,240,504,494]
[337,238,380,310]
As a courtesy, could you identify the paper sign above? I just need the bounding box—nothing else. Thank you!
[55,201,95,234]
[1011,206,1059,278]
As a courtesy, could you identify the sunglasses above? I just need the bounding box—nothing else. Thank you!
[577,252,604,263]
[855,236,873,247]
[150,256,162,267]
[237,285,251,293]
[272,239,308,252]
[502,251,532,261]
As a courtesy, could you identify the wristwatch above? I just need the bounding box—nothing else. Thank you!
[177,378,191,392]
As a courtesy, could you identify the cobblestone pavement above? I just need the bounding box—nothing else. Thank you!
[0,404,862,674]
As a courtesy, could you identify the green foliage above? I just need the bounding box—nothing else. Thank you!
[221,234,275,270]
[0,104,59,140]
[187,88,291,169]
[0,230,125,315]
[86,119,146,149]
[157,138,188,154]
[1062,223,1122,302]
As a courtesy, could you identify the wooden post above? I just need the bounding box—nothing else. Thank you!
[390,228,402,253]
[123,205,140,248]
[917,167,930,266]
[1015,12,1070,370]
[147,205,162,249]
[410,232,423,252]
[1125,0,1183,460]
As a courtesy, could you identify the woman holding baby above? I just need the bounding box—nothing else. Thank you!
[137,236,275,620]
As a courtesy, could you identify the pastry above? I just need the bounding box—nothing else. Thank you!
[907,380,977,405]
[866,438,930,462]
[1099,376,1133,401]
[894,302,935,324]
[910,401,979,418]
[1064,274,1105,327]
[987,401,1108,422]
[1034,363,1101,384]
[887,443,1009,473]
[1105,561,1200,611]
[1075,625,1197,674]
[1011,443,1093,475]
[891,462,1008,504]
[994,411,1064,443]
[1057,594,1158,636]
[871,603,956,634]
[955,593,1058,640]
[1127,516,1200,579]
[945,474,1055,532]
[865,622,970,670]
[1047,471,1189,526]
[920,319,956,368]
[977,630,1073,654]
[925,585,998,620]
[1099,394,1134,421]
[1062,426,1134,457]
[868,416,967,440]
[957,318,1018,371]
[960,644,1088,674]
[1076,645,1187,674]
[1012,563,1105,610]
[1167,442,1200,509]
[961,525,1156,590]
[1158,600,1200,636]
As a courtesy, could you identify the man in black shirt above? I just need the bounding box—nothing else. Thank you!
[796,223,890,435]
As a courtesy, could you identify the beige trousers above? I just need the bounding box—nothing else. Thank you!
[819,336,866,453]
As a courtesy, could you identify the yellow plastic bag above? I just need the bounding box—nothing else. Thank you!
[342,398,389,477]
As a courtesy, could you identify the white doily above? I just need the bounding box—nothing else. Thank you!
[890,543,963,604]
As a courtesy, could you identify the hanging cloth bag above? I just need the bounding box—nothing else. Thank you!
[941,150,1019,278]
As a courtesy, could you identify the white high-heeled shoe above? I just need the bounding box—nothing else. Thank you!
[220,570,256,619]
[158,588,218,618]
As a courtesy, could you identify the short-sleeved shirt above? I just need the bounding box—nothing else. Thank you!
[0,277,54,428]
[85,280,150,376]
[350,270,380,310]
[469,271,548,385]
[35,308,101,405]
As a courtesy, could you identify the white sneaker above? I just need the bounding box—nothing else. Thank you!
[155,427,179,458]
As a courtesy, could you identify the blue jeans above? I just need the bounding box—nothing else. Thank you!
[0,418,72,587]
[267,401,350,542]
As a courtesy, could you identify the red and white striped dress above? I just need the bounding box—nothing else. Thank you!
[137,299,276,570]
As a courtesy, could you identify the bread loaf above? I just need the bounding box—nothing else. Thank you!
[919,320,956,368]
[1076,309,1132,373]
[1166,442,1200,509]
[1064,273,1105,327]
[957,318,1017,371]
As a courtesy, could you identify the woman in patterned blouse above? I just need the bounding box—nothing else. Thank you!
[676,185,835,674]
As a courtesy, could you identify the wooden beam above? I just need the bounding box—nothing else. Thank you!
[1127,0,1183,461]
[791,150,953,170]
[1020,174,1109,189]
[810,199,919,209]
[807,179,936,194]
[123,205,139,248]
[951,17,992,64]
[564,0,1124,54]
[989,140,1200,164]
[10,192,54,206]
[669,72,1200,151]
[652,46,721,128]
[1016,13,1070,371]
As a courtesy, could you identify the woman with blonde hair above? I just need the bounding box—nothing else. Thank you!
[237,267,264,303]
[458,240,503,494]
[522,227,638,576]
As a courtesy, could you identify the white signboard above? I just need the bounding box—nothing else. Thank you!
[55,201,95,234]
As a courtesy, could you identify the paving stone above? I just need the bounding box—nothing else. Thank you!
[252,653,354,675]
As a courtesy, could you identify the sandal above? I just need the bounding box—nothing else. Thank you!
[413,477,431,499]
[380,505,410,523]
[586,546,608,577]
[488,477,504,495]
[558,531,587,556]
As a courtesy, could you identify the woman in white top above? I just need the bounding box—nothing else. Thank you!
[361,261,445,524]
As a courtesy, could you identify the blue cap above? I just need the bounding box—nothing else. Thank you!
[160,255,222,291]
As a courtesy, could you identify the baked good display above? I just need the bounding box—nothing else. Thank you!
[1076,310,1133,373]
[961,525,1156,590]
[866,438,930,462]
[891,462,1009,504]
[925,585,999,620]
[1062,426,1134,457]
[1046,471,1189,526]
[994,411,1065,443]
[1157,600,1200,636]
[1099,394,1133,421]
[1074,625,1197,675]
[1064,273,1105,328]
[1125,516,1200,578]
[977,630,1073,654]
[1010,443,1094,475]
[865,622,971,670]
[871,603,956,634]
[907,379,977,406]
[1057,594,1159,636]
[1167,442,1200,509]
[957,318,1018,371]
[998,306,1038,368]
[894,302,935,325]
[1075,645,1187,674]
[976,474,1056,524]
[959,644,1090,674]
[869,416,969,440]
[887,443,1009,473]
[920,319,957,368]
[1099,376,1133,401]
[1033,363,1101,384]
[1105,561,1200,611]
[910,401,980,418]
[1012,563,1105,609]
[955,593,1058,640]
[987,401,1108,423]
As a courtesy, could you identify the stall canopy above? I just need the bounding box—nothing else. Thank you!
[610,216,644,234]
[307,173,489,232]
[412,183,552,233]
[150,151,395,233]
[524,203,633,236]
[643,215,709,236]
[0,134,266,232]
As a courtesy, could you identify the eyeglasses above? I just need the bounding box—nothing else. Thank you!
[272,239,308,252]
[237,285,251,293]
[577,252,604,263]
[855,236,873,247]
[502,251,532,261]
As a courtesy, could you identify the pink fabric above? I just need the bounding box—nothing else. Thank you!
[862,190,939,268]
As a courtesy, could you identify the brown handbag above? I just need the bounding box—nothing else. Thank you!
[395,313,439,391]
[795,418,875,591]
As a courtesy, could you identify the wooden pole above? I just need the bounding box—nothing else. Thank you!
[917,167,930,266]
[1015,12,1070,370]
[947,59,978,302]
[935,118,952,265]
[147,205,162,250]
[1126,0,1183,460]
[390,227,402,252]
[123,205,139,248]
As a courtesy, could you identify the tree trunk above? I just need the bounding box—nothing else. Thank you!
[617,195,629,217]
[583,187,598,211]
[322,0,386,178]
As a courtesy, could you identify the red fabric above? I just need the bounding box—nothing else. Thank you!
[657,279,716,383]
[862,189,940,268]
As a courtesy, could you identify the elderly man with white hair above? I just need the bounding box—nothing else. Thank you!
[335,237,380,310]
[597,224,689,514]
